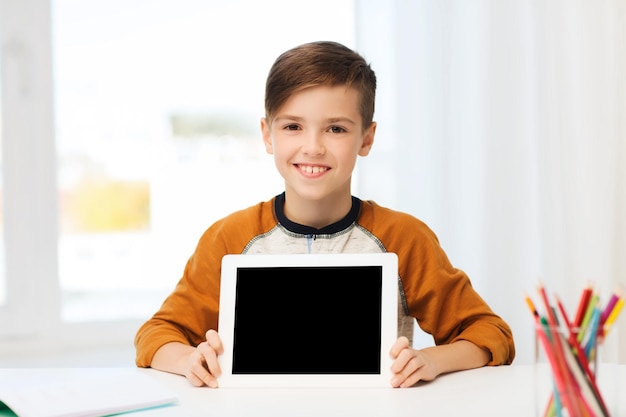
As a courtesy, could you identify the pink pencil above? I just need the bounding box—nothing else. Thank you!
[600,291,619,325]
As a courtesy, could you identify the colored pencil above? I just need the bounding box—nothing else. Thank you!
[577,292,598,343]
[573,284,592,328]
[600,291,620,325]
[583,308,601,359]
[602,296,623,337]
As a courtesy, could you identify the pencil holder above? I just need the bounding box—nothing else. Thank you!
[528,285,624,417]
[534,323,612,417]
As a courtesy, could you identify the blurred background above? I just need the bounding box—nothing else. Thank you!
[0,0,624,367]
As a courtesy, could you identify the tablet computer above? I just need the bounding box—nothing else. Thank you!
[217,253,398,388]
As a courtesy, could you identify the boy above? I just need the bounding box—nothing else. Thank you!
[134,41,515,388]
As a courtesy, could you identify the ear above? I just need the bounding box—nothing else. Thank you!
[260,117,274,155]
[358,122,376,157]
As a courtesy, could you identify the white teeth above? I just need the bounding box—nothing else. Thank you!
[299,165,327,174]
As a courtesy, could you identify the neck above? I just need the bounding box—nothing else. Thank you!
[282,191,353,229]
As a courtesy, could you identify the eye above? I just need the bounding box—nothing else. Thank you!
[283,124,300,131]
[328,125,347,134]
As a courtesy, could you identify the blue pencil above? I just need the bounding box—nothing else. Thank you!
[583,307,601,360]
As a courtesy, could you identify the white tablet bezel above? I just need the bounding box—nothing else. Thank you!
[217,252,398,388]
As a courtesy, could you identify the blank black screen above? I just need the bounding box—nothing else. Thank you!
[231,266,383,374]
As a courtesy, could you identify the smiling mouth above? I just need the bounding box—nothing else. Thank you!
[296,164,329,174]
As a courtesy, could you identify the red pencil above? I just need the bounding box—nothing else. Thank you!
[555,295,576,345]
[538,284,558,327]
[573,285,592,328]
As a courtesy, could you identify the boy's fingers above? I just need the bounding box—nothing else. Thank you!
[389,336,410,358]
[196,340,222,378]
[206,329,224,355]
[204,347,222,379]
[189,360,216,387]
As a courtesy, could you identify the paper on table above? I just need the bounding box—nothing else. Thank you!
[0,368,177,417]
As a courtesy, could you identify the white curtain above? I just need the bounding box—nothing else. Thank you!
[356,0,625,365]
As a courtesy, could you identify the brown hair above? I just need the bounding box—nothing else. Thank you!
[264,41,376,131]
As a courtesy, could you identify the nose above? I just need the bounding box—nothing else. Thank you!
[302,131,325,156]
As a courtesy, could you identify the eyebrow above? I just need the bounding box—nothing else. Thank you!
[274,115,358,126]
[327,117,357,126]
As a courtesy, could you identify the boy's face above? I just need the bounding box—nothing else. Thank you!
[261,85,375,205]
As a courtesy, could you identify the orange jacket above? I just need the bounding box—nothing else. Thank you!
[135,193,515,367]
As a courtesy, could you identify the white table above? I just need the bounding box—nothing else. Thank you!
[1,365,624,416]
[139,364,625,417]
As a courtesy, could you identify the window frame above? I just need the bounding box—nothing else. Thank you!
[1,0,59,338]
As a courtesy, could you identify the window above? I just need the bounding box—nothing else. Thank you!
[54,0,355,323]
[0,0,355,347]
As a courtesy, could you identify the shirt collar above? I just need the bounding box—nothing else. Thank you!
[274,192,361,235]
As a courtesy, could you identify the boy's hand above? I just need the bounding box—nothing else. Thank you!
[184,329,224,388]
[389,336,440,388]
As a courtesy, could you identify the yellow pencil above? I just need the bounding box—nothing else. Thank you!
[525,293,539,318]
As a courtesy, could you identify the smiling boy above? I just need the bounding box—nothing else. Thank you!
[135,41,515,388]
[261,84,371,228]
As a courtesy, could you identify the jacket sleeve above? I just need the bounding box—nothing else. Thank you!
[400,223,515,365]
[134,199,276,367]
[364,203,515,365]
